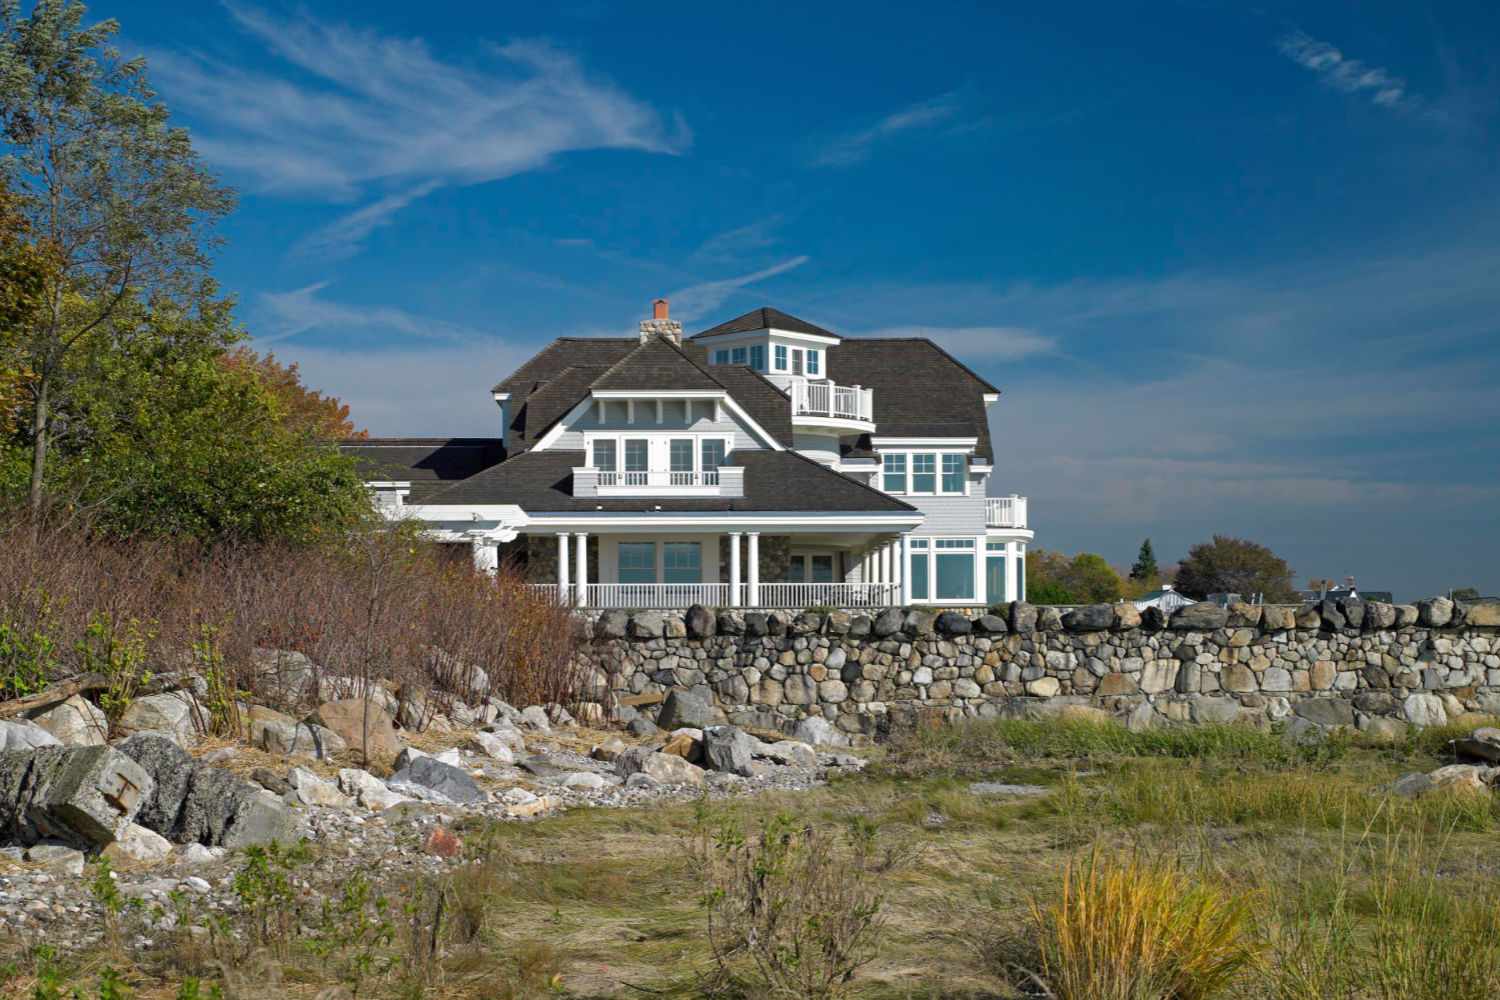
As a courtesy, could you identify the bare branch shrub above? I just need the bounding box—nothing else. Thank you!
[0,514,583,718]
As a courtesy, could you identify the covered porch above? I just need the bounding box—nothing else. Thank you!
[516,525,914,610]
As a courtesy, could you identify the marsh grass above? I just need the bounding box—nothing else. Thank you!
[1022,849,1258,1000]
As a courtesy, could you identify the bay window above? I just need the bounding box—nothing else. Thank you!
[935,539,975,601]
[986,541,1007,603]
[908,539,930,599]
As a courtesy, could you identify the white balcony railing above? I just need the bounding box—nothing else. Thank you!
[986,495,1028,529]
[597,470,719,487]
[572,465,744,498]
[526,581,901,610]
[790,380,874,423]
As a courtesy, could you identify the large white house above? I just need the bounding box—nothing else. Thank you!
[344,301,1033,610]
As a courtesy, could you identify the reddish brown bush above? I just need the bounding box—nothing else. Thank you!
[0,516,583,715]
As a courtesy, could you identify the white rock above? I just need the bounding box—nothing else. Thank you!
[0,719,61,750]
[177,844,223,866]
[791,716,848,748]
[26,844,84,875]
[1404,693,1448,728]
[434,747,463,767]
[668,727,704,741]
[336,768,412,811]
[102,823,173,865]
[462,732,516,763]
[561,771,607,790]
[285,767,354,809]
[29,695,107,746]
[519,705,552,732]
[760,740,818,768]
[182,876,212,893]
[500,787,538,805]
[117,692,199,745]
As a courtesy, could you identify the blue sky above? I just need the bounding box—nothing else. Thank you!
[98,0,1500,599]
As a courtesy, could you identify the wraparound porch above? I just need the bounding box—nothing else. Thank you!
[525,581,902,610]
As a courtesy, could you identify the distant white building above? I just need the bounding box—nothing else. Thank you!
[1133,583,1196,613]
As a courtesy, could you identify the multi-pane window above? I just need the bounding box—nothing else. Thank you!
[911,453,937,493]
[618,542,655,584]
[669,439,694,474]
[662,542,701,584]
[700,438,726,473]
[882,453,907,493]
[774,345,788,370]
[749,345,766,371]
[713,349,729,364]
[807,350,819,375]
[624,439,649,472]
[791,349,804,375]
[731,347,748,364]
[986,541,1006,604]
[935,539,975,601]
[942,454,966,493]
[592,439,617,472]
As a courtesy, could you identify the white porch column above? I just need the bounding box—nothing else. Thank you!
[1006,542,1021,603]
[975,533,987,604]
[899,534,911,605]
[729,532,742,608]
[557,532,570,598]
[471,538,499,576]
[879,543,891,587]
[575,532,589,607]
[747,532,760,607]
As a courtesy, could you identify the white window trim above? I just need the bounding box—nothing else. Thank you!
[879,449,970,496]
[582,431,734,477]
[906,535,982,604]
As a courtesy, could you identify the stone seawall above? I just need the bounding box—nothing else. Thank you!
[578,597,1500,738]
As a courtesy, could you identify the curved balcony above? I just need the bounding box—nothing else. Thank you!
[789,380,875,434]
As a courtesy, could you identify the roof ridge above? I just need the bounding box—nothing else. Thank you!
[589,333,730,393]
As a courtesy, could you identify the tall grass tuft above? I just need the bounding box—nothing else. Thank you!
[1026,850,1256,1000]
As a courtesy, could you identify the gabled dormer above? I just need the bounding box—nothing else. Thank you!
[691,307,876,436]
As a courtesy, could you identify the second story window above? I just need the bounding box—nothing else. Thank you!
[701,438,725,473]
[807,350,820,375]
[912,453,937,493]
[774,344,788,370]
[791,348,804,375]
[593,439,617,472]
[882,453,906,493]
[713,349,729,364]
[731,346,748,364]
[942,454,966,493]
[749,344,765,371]
[669,439,694,479]
[624,439,649,473]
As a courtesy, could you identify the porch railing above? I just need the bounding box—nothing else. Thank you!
[790,380,874,423]
[986,495,1028,528]
[597,470,720,487]
[525,581,901,610]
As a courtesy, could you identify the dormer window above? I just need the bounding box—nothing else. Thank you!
[791,348,804,375]
[749,345,766,371]
[807,349,819,375]
[731,346,748,365]
[774,345,788,370]
[714,349,728,364]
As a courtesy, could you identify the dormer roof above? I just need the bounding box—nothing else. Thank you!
[689,306,840,341]
[590,332,725,393]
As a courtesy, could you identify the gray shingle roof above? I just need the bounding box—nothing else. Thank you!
[825,339,997,463]
[690,306,839,341]
[415,448,915,513]
[590,335,725,393]
[340,439,506,482]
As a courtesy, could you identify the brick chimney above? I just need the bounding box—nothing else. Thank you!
[638,297,682,344]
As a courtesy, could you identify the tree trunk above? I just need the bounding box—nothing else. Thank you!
[28,372,49,516]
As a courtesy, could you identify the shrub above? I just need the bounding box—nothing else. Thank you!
[1025,850,1256,1000]
[698,813,887,1000]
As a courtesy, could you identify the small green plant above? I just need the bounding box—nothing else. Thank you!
[0,590,60,700]
[175,979,222,1000]
[191,623,242,738]
[95,967,130,1000]
[231,841,312,956]
[307,872,396,995]
[88,857,126,948]
[699,812,888,1000]
[79,613,155,729]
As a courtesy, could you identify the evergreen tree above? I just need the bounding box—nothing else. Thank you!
[1129,538,1159,582]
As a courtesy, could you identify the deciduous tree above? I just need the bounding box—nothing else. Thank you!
[1175,535,1296,603]
[0,1,232,514]
[221,348,366,440]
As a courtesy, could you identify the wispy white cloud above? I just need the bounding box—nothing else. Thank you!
[812,92,962,167]
[667,257,810,322]
[256,282,490,344]
[691,216,786,261]
[1277,31,1420,111]
[861,325,1056,361]
[153,4,687,256]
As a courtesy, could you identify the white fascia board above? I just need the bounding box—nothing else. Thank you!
[982,393,999,405]
[695,328,842,348]
[591,389,728,400]
[719,396,786,450]
[521,511,922,532]
[870,436,979,451]
[984,527,1035,542]
[402,504,529,525]
[492,392,511,402]
[791,414,876,435]
[367,480,412,489]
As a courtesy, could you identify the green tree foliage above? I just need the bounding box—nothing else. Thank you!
[1451,587,1481,601]
[1174,535,1296,602]
[0,0,232,513]
[0,180,52,436]
[222,347,367,440]
[1129,538,1159,582]
[0,293,371,542]
[1026,548,1125,605]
